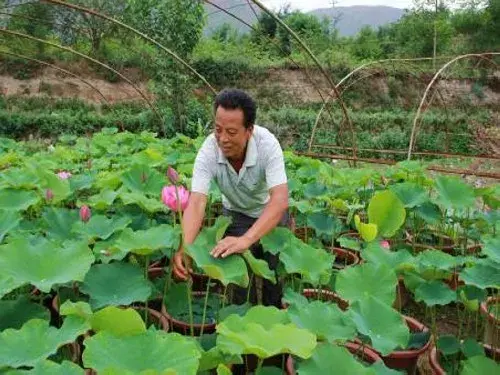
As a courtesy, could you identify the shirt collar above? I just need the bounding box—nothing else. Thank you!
[217,134,257,167]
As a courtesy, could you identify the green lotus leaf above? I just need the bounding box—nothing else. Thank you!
[416,250,458,273]
[338,236,361,252]
[32,169,71,204]
[93,233,129,263]
[186,217,249,287]
[83,330,201,374]
[354,215,378,242]
[0,316,90,368]
[349,296,410,355]
[0,237,94,294]
[95,171,122,191]
[296,342,374,375]
[390,182,429,208]
[460,262,500,289]
[59,301,93,321]
[217,364,232,375]
[282,288,309,307]
[461,338,485,358]
[287,300,356,343]
[437,335,460,355]
[361,242,415,273]
[119,191,165,213]
[336,263,397,306]
[0,189,40,211]
[81,262,152,309]
[0,210,21,243]
[368,190,406,238]
[414,202,441,224]
[242,251,276,284]
[307,212,341,237]
[0,168,39,189]
[304,182,327,199]
[120,164,165,196]
[41,207,80,241]
[289,198,314,214]
[113,224,179,256]
[434,175,476,210]
[481,236,500,263]
[461,355,500,375]
[279,240,334,286]
[218,302,252,322]
[69,174,94,192]
[217,306,316,359]
[72,215,131,241]
[261,227,295,255]
[88,189,119,210]
[414,280,457,306]
[91,306,146,337]
[0,296,50,331]
[0,275,19,300]
[4,360,85,375]
[370,361,404,375]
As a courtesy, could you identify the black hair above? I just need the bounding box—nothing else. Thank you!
[214,88,257,129]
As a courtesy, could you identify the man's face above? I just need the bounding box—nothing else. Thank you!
[214,106,253,160]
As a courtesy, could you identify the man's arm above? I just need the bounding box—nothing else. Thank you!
[172,192,207,279]
[210,183,288,258]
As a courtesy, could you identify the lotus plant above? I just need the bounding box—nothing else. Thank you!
[57,171,72,180]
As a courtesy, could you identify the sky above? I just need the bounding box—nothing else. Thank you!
[261,0,415,11]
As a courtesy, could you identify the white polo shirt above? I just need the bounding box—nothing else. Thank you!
[191,125,287,218]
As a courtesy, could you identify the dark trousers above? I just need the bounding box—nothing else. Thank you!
[222,208,287,308]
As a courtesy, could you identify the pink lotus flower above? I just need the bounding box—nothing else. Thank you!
[45,189,54,202]
[80,205,91,222]
[162,185,189,212]
[380,240,390,249]
[166,166,179,184]
[57,171,72,180]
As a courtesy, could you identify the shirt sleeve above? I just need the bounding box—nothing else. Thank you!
[265,137,287,190]
[191,138,215,195]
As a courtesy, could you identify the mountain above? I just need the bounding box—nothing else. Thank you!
[203,2,405,36]
[310,6,405,36]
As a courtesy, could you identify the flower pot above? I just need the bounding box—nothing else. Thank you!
[429,342,500,374]
[406,232,456,254]
[480,296,500,348]
[161,291,221,336]
[231,354,293,375]
[301,288,349,311]
[326,247,361,270]
[286,342,382,374]
[379,315,431,375]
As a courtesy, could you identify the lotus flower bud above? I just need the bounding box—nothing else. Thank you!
[80,205,91,222]
[380,240,390,249]
[57,171,72,180]
[45,189,54,202]
[167,166,179,184]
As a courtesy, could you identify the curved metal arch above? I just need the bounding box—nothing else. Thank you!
[0,49,109,104]
[307,57,456,153]
[247,0,357,163]
[41,0,216,95]
[408,53,500,160]
[0,29,163,125]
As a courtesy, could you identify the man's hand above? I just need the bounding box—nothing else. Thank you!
[210,236,253,258]
[172,251,193,280]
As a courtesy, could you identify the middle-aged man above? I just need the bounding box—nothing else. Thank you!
[172,88,289,307]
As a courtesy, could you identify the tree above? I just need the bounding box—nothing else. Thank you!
[125,0,205,134]
[351,26,382,60]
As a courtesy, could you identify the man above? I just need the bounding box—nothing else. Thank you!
[172,88,289,307]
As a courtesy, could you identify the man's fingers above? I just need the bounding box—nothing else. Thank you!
[173,267,188,280]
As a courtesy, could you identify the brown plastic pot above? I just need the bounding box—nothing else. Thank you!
[379,315,431,374]
[480,296,500,348]
[293,226,315,243]
[286,341,382,374]
[430,342,500,374]
[161,291,220,336]
[326,247,361,270]
[302,288,349,311]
